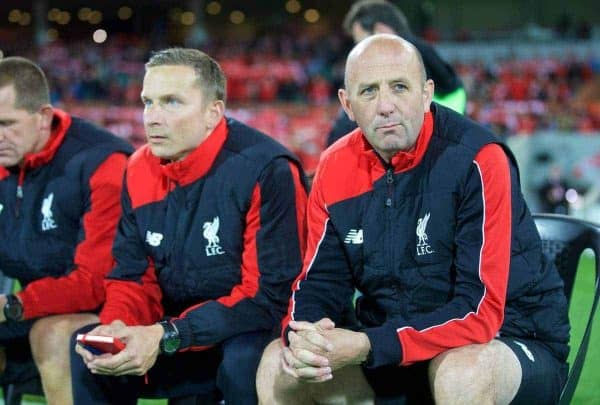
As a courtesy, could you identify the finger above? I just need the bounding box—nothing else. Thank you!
[294,364,332,380]
[292,348,329,367]
[298,330,333,352]
[289,320,319,332]
[88,351,128,371]
[315,318,335,331]
[304,373,334,384]
[289,330,329,354]
[282,347,308,370]
[74,344,96,364]
[281,353,300,378]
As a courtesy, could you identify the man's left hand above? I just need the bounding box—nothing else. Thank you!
[85,323,163,376]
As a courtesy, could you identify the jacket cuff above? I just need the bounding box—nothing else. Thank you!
[172,317,193,350]
[363,324,402,368]
[16,291,34,320]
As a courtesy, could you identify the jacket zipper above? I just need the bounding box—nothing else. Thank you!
[15,169,25,218]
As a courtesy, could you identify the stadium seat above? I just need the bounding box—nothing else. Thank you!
[532,213,600,405]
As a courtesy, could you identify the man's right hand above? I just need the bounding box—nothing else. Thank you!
[74,320,127,365]
[283,318,372,383]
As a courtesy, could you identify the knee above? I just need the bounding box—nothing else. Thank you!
[429,344,493,404]
[30,316,72,363]
[256,339,283,386]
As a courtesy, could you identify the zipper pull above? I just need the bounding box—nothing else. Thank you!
[385,168,393,207]
[15,185,23,217]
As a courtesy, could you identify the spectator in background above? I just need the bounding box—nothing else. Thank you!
[327,0,467,146]
[0,56,132,403]
[71,48,307,404]
[537,165,570,214]
[257,34,569,405]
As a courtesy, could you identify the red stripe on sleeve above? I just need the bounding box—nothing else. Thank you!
[397,144,512,364]
[19,153,128,319]
[217,183,262,307]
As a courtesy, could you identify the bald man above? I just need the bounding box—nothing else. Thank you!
[256,35,569,405]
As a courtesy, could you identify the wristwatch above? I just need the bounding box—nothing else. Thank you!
[4,294,23,322]
[158,319,181,355]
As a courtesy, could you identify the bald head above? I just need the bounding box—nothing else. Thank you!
[337,33,434,161]
[344,34,426,93]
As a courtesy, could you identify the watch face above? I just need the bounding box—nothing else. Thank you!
[162,336,181,354]
[159,321,181,354]
[5,296,23,321]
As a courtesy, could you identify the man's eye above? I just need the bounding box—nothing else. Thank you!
[360,87,375,96]
[166,98,181,106]
[393,83,408,92]
[142,99,152,107]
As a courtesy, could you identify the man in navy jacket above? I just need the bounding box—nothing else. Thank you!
[257,35,568,405]
[72,48,307,404]
[0,56,132,403]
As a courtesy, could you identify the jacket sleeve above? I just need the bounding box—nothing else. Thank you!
[99,174,164,326]
[171,158,307,350]
[363,144,512,368]
[281,163,355,343]
[18,153,128,319]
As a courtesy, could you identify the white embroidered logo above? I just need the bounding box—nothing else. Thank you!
[145,231,164,247]
[416,212,434,256]
[203,216,225,256]
[0,203,3,216]
[41,193,58,231]
[514,341,535,362]
[344,229,363,245]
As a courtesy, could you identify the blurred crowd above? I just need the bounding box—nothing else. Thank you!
[6,32,599,172]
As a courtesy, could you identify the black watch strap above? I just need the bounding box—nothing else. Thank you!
[4,294,23,322]
[158,320,181,355]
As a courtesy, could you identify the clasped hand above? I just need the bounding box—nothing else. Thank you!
[282,318,371,383]
[74,320,164,376]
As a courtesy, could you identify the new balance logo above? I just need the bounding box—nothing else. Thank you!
[41,193,57,231]
[416,212,434,256]
[514,341,535,362]
[203,216,225,256]
[344,229,363,244]
[145,231,164,247]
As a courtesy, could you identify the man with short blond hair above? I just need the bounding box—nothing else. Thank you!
[72,48,308,404]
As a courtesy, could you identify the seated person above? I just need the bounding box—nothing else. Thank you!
[257,35,569,405]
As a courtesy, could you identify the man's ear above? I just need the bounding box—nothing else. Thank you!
[423,79,435,112]
[38,104,54,133]
[338,89,356,122]
[205,100,225,130]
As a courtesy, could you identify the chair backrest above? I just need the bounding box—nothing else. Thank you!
[532,213,600,405]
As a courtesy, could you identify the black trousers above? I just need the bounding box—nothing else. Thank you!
[70,323,273,405]
[0,320,38,385]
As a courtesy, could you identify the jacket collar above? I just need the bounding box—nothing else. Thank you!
[158,117,228,185]
[360,111,434,174]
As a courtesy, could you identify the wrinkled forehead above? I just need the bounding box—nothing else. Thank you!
[345,49,419,90]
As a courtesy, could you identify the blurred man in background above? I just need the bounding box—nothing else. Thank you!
[327,0,467,146]
[257,34,568,405]
[72,48,307,404]
[0,56,132,404]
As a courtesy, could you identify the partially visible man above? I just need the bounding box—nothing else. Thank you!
[72,48,307,404]
[0,56,132,403]
[257,35,569,405]
[327,0,467,146]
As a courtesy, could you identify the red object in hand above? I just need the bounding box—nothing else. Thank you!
[76,334,126,354]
